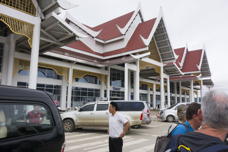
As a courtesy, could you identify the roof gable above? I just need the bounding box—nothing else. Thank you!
[174,47,185,67]
[91,11,135,41]
[181,49,203,73]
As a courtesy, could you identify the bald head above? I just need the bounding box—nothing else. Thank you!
[202,90,228,130]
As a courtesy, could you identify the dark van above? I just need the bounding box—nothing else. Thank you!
[0,86,65,152]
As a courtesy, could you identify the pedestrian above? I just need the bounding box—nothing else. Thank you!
[177,104,187,123]
[166,90,228,152]
[108,102,130,152]
[171,102,202,136]
[27,105,44,124]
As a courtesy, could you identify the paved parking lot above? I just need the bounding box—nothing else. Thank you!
[65,120,173,152]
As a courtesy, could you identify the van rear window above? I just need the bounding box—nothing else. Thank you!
[115,102,144,111]
[0,103,54,140]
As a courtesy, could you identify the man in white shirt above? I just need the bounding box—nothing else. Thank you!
[109,102,130,152]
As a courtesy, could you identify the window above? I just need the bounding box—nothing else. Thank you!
[110,91,124,100]
[110,69,124,87]
[140,84,148,90]
[0,43,3,73]
[18,67,62,80]
[17,82,61,102]
[0,103,54,139]
[76,75,101,84]
[115,102,145,111]
[96,104,108,111]
[140,93,148,102]
[71,87,100,107]
[79,104,95,112]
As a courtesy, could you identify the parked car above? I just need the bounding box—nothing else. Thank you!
[0,86,65,152]
[61,101,146,132]
[158,103,190,122]
[114,100,152,125]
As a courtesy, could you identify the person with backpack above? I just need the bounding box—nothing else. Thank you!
[166,90,228,152]
[171,102,202,136]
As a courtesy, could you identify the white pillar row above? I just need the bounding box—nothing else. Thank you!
[60,80,67,110]
[153,83,156,109]
[107,67,111,101]
[190,80,194,102]
[179,81,182,103]
[160,66,165,109]
[6,34,15,86]
[124,63,129,100]
[134,60,140,100]
[167,77,171,107]
[128,71,132,100]
[174,82,177,104]
[67,66,73,109]
[28,19,41,89]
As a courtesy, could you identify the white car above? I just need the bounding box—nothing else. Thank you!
[158,103,190,122]
[61,101,144,132]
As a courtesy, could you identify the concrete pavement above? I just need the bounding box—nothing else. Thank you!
[65,121,173,152]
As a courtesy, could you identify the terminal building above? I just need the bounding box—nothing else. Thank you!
[0,1,213,110]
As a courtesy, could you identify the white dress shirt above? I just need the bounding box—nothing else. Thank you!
[109,112,128,138]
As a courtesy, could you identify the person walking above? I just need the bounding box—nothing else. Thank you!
[108,102,130,152]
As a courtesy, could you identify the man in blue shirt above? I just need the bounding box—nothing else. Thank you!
[171,102,202,136]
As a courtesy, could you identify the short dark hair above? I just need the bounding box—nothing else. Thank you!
[110,102,118,111]
[186,102,201,120]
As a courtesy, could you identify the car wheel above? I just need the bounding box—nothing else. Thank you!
[166,115,175,122]
[63,119,75,132]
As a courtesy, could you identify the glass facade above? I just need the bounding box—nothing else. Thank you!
[0,43,3,73]
[140,93,148,102]
[110,90,124,100]
[76,75,100,84]
[110,69,124,87]
[71,87,100,107]
[17,82,61,103]
[18,67,62,80]
[140,84,148,90]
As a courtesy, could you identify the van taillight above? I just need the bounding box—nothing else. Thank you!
[140,113,143,120]
[61,143,65,152]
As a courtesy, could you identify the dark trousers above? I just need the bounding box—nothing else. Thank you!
[109,137,123,152]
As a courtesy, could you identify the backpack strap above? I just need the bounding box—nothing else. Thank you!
[200,144,228,152]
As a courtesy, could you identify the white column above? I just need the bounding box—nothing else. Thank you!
[128,71,132,100]
[147,86,151,108]
[160,66,165,109]
[60,80,67,110]
[153,84,156,109]
[100,75,105,99]
[184,91,187,102]
[124,63,128,100]
[200,80,203,102]
[107,67,110,101]
[6,34,15,86]
[67,67,73,109]
[174,82,177,104]
[190,80,194,102]
[167,77,171,107]
[179,81,182,103]
[28,19,41,89]
[134,60,140,100]
[197,90,200,102]
[1,39,9,85]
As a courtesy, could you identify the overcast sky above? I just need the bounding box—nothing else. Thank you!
[69,0,228,92]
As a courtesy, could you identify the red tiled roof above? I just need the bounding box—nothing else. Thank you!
[181,50,203,73]
[174,47,185,68]
[91,11,135,41]
[64,18,156,57]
